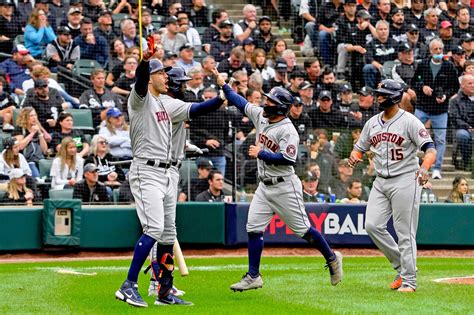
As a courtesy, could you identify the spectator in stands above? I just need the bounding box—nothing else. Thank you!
[392,42,417,86]
[0,0,23,55]
[22,79,66,132]
[162,16,188,54]
[309,90,347,129]
[356,86,377,126]
[413,37,459,179]
[74,17,108,67]
[13,107,50,178]
[177,12,202,50]
[1,168,36,206]
[120,19,146,51]
[230,70,249,97]
[34,0,57,30]
[248,72,266,94]
[73,162,110,203]
[24,8,57,59]
[329,158,354,200]
[178,158,214,201]
[460,33,473,60]
[184,67,204,102]
[176,43,201,73]
[445,176,470,203]
[266,38,287,68]
[281,49,301,74]
[0,76,15,130]
[390,7,406,42]
[451,45,466,75]
[139,8,156,38]
[421,8,440,44]
[167,1,183,18]
[251,48,275,82]
[304,58,322,93]
[337,83,361,128]
[106,39,130,86]
[289,97,312,143]
[46,26,80,71]
[233,4,257,43]
[0,137,32,180]
[334,128,361,162]
[449,74,474,171]
[405,0,425,29]
[98,107,132,160]
[82,0,105,22]
[301,171,327,202]
[298,81,316,111]
[287,71,305,97]
[85,134,125,188]
[111,55,137,97]
[439,20,460,54]
[405,24,428,61]
[340,178,365,203]
[453,6,473,38]
[299,0,319,52]
[317,0,344,66]
[202,8,228,51]
[375,0,391,22]
[246,88,262,105]
[320,67,341,100]
[242,37,255,65]
[266,58,288,91]
[357,0,377,18]
[50,136,84,190]
[60,7,82,40]
[94,9,118,44]
[195,169,225,202]
[50,112,89,158]
[200,55,217,89]
[439,0,458,23]
[187,0,209,28]
[254,16,277,54]
[79,69,123,126]
[210,19,236,63]
[0,44,31,95]
[363,20,398,88]
[217,46,252,78]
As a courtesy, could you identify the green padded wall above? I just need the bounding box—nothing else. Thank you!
[0,207,42,250]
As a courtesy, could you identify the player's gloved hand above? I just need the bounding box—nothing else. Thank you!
[348,150,363,169]
[185,141,203,155]
[143,35,157,60]
[416,167,429,186]
[219,89,226,101]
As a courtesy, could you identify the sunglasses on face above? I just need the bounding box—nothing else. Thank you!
[98,141,109,145]
[409,31,419,35]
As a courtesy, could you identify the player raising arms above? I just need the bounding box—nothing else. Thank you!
[348,79,437,292]
[218,72,343,292]
[115,39,225,307]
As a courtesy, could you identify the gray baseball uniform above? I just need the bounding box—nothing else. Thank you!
[245,104,311,237]
[354,109,433,289]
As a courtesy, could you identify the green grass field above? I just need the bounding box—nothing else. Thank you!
[0,256,473,314]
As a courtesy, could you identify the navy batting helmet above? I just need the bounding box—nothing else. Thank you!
[263,86,294,116]
[166,67,191,93]
[373,79,404,109]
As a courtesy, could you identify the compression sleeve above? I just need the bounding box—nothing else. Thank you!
[189,96,225,119]
[257,151,295,165]
[223,84,247,113]
[135,60,150,98]
[421,142,435,152]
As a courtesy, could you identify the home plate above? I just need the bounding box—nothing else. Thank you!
[57,269,97,276]
[433,276,474,285]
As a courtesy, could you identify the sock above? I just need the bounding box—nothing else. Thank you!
[248,232,264,277]
[127,234,157,282]
[303,227,334,261]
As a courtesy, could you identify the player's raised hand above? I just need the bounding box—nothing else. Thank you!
[142,35,157,61]
[211,67,226,87]
[248,145,261,158]
[348,150,363,168]
[416,167,429,186]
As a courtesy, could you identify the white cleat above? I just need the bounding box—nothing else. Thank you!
[230,273,263,292]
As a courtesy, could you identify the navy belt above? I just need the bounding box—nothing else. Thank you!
[146,160,181,169]
[260,176,285,186]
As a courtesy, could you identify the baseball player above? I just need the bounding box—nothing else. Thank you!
[147,66,226,298]
[348,79,437,292]
[115,40,225,307]
[220,76,343,292]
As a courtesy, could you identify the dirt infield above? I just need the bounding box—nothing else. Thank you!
[433,276,474,285]
[1,247,473,263]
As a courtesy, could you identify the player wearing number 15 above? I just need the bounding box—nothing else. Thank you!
[348,79,437,293]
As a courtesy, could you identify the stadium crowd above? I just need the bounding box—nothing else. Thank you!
[0,0,472,205]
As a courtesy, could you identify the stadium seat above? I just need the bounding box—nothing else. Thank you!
[64,109,95,132]
[38,159,53,179]
[12,107,20,125]
[382,60,400,80]
[49,189,74,199]
[73,59,102,78]
[195,27,206,36]
[194,50,207,63]
[0,131,11,151]
[113,187,120,204]
[13,34,24,46]
[113,13,130,29]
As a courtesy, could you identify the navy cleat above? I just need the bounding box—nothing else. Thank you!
[155,293,193,306]
[115,280,148,307]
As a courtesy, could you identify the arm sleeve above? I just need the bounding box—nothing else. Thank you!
[449,97,470,130]
[134,60,150,98]
[222,84,248,113]
[189,96,224,119]
[257,151,295,165]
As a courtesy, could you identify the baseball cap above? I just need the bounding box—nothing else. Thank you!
[340,83,352,93]
[358,86,373,96]
[164,50,178,59]
[440,20,452,29]
[242,37,255,46]
[34,79,48,88]
[0,0,15,7]
[83,163,99,173]
[56,26,71,35]
[356,9,371,19]
[460,33,473,43]
[275,58,288,72]
[258,16,272,24]
[293,96,304,106]
[179,43,194,51]
[68,7,81,15]
[99,9,112,17]
[345,0,357,4]
[166,16,178,25]
[3,137,18,150]
[398,42,413,53]
[149,58,172,74]
[106,107,122,118]
[36,0,49,4]
[318,90,332,100]
[197,158,213,169]
[299,81,313,90]
[12,44,29,54]
[219,19,233,28]
[391,6,404,15]
[452,45,464,55]
[9,168,25,180]
[406,24,419,33]
[302,171,318,181]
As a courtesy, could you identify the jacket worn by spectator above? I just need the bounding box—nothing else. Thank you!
[0,15,23,54]
[210,38,237,63]
[79,88,123,126]
[22,87,64,131]
[308,107,347,129]
[84,153,126,183]
[318,1,344,28]
[73,33,109,67]
[187,5,210,27]
[46,38,80,68]
[98,127,132,159]
[24,24,57,58]
[73,180,110,203]
[50,130,89,154]
[195,189,225,202]
[189,107,229,158]
[365,37,398,65]
[50,156,84,190]
[449,90,474,130]
[413,58,459,115]
[0,58,30,93]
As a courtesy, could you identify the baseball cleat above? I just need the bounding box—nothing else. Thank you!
[326,251,343,286]
[390,275,402,290]
[398,285,416,292]
[115,280,148,307]
[148,279,185,297]
[155,293,193,305]
[230,273,263,292]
